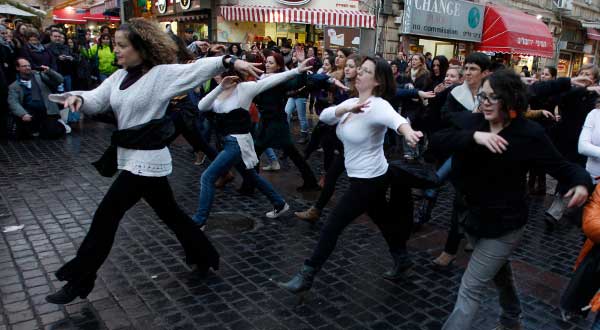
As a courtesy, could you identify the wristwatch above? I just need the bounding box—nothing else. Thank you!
[223,55,238,69]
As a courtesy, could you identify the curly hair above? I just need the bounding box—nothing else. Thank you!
[118,18,177,70]
[484,69,529,120]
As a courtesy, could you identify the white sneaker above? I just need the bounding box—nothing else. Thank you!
[262,161,281,171]
[58,119,72,134]
[266,203,289,219]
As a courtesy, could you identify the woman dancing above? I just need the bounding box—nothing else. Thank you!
[240,52,319,193]
[278,57,422,293]
[45,19,262,304]
[192,57,316,227]
[431,70,591,329]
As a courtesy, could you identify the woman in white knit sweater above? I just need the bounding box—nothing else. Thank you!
[192,58,314,227]
[45,19,262,305]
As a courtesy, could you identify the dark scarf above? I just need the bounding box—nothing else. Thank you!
[120,64,145,90]
[17,74,43,102]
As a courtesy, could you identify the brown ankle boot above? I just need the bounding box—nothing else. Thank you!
[295,207,321,223]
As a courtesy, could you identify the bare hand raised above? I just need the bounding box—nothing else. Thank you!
[233,59,263,79]
[474,132,509,154]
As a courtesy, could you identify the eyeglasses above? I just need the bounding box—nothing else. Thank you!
[476,92,500,104]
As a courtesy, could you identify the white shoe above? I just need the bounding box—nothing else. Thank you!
[266,203,289,219]
[262,161,281,171]
[58,119,71,134]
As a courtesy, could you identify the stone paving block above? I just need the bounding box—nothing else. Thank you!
[0,121,596,329]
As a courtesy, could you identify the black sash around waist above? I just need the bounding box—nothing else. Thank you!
[214,108,252,136]
[92,116,176,177]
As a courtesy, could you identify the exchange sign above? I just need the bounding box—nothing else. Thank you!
[402,0,484,42]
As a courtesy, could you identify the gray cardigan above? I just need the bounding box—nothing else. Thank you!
[8,69,64,118]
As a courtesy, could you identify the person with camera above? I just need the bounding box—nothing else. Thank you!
[8,58,67,139]
[46,30,74,92]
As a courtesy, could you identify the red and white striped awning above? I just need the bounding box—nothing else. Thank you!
[219,5,375,29]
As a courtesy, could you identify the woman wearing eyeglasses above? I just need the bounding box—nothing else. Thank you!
[431,69,593,330]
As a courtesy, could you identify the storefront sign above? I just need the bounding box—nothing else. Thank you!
[240,0,360,11]
[402,0,483,42]
[323,27,360,49]
[180,0,191,10]
[156,0,167,14]
[276,0,311,5]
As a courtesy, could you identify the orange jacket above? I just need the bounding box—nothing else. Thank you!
[575,184,600,269]
[574,184,600,309]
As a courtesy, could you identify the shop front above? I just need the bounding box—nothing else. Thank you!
[400,0,484,62]
[475,3,554,74]
[154,0,211,41]
[52,6,120,38]
[584,28,600,66]
[554,23,586,77]
[217,0,375,53]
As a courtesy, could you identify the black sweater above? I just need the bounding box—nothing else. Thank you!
[430,112,592,237]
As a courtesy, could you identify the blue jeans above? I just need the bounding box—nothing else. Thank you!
[424,157,452,199]
[443,228,524,330]
[63,75,72,92]
[593,314,600,330]
[265,148,278,162]
[285,97,309,132]
[192,136,285,225]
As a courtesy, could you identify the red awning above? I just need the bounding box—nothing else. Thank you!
[53,7,119,24]
[476,4,554,58]
[588,28,600,41]
[219,5,375,29]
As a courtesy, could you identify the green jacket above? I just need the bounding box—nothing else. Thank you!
[8,69,64,117]
[82,44,117,75]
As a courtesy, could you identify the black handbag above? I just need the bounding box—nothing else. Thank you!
[388,160,439,189]
[560,244,600,316]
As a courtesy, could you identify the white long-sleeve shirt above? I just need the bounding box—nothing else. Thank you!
[578,109,600,179]
[197,68,300,113]
[69,56,226,177]
[320,96,408,178]
[197,68,301,168]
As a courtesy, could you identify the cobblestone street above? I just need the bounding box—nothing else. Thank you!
[0,120,596,330]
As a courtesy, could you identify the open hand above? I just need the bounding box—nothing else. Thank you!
[297,57,314,73]
[418,90,436,99]
[63,95,83,112]
[220,76,239,89]
[22,114,32,122]
[565,185,589,208]
[540,110,556,120]
[345,100,370,114]
[474,132,509,154]
[233,59,263,79]
[571,76,594,87]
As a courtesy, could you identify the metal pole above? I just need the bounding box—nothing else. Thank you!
[374,0,380,55]
[120,0,125,24]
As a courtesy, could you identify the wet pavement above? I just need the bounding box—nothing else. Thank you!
[0,119,596,330]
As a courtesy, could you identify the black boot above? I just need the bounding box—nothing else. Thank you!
[382,251,412,281]
[297,131,309,144]
[46,276,95,304]
[277,264,319,294]
[415,196,436,225]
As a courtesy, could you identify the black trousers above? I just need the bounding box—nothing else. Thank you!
[56,171,219,284]
[306,173,413,268]
[167,110,217,158]
[254,143,318,186]
[444,193,467,255]
[315,153,345,210]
